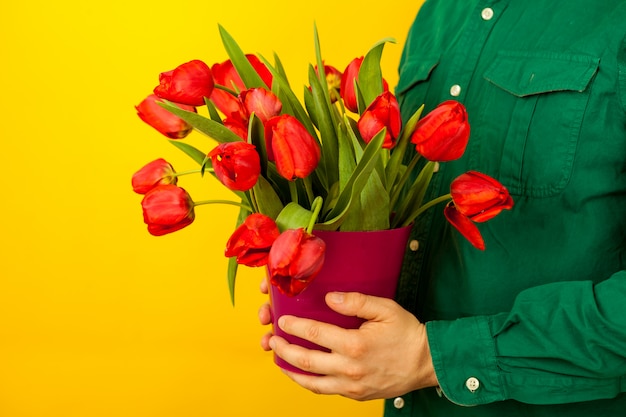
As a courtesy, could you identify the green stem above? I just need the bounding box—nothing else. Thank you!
[389,152,422,210]
[288,181,298,205]
[303,176,315,207]
[194,199,253,212]
[172,168,207,177]
[400,193,451,227]
[306,197,324,233]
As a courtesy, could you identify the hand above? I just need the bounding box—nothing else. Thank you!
[258,278,273,351]
[266,291,438,400]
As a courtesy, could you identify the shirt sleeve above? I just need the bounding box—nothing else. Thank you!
[426,271,626,406]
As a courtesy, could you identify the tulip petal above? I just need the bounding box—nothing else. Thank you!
[444,203,485,250]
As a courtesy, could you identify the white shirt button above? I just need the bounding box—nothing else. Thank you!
[450,84,462,97]
[465,377,480,392]
[481,7,494,20]
[409,240,420,252]
[393,396,405,409]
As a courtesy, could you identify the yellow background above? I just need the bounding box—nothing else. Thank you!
[0,1,422,416]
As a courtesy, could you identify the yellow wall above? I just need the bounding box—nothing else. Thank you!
[0,1,422,416]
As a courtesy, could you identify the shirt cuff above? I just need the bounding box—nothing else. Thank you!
[426,316,506,406]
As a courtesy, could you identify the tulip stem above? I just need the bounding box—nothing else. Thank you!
[306,196,324,233]
[401,193,451,227]
[194,199,253,212]
[389,152,422,210]
[173,168,209,177]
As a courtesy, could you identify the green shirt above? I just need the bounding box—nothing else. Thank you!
[386,0,626,415]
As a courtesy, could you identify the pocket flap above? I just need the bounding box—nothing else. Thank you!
[395,55,440,96]
[484,51,599,97]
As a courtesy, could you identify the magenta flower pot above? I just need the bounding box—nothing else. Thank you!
[268,225,412,374]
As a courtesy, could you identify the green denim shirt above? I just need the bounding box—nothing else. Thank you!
[385,0,626,416]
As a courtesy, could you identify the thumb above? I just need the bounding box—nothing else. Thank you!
[325,292,395,322]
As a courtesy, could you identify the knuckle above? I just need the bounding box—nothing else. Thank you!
[343,363,366,381]
[343,339,367,359]
[344,382,367,400]
[304,323,322,342]
[295,355,314,372]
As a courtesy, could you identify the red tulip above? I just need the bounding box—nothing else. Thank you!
[357,91,402,149]
[450,171,514,222]
[210,55,273,117]
[208,141,261,191]
[265,114,321,180]
[410,100,470,162]
[141,184,195,236]
[132,158,177,194]
[340,57,363,113]
[240,88,282,124]
[267,228,326,296]
[153,60,214,107]
[314,64,343,103]
[340,57,389,113]
[223,118,248,140]
[444,203,485,251]
[225,213,280,267]
[136,94,196,139]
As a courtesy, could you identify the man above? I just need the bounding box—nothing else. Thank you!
[259,0,626,415]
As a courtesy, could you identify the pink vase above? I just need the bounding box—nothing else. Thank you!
[268,225,412,374]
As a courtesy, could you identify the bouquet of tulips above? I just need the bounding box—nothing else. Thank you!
[131,26,514,301]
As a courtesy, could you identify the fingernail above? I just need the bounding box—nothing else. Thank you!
[269,337,276,350]
[278,316,286,329]
[328,292,345,304]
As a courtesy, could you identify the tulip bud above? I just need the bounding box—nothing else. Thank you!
[357,91,402,149]
[210,55,273,116]
[154,60,214,106]
[267,228,326,296]
[132,158,177,194]
[240,88,282,124]
[450,171,514,222]
[410,100,470,162]
[339,57,363,113]
[208,141,261,192]
[225,213,280,267]
[136,94,196,139]
[141,184,195,236]
[265,114,321,180]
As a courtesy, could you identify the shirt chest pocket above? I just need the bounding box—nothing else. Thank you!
[483,51,599,198]
[396,55,440,117]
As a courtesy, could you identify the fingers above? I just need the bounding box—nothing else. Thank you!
[269,335,339,377]
[325,291,396,322]
[258,301,272,325]
[260,278,268,294]
[276,314,350,352]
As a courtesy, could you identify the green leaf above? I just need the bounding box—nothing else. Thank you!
[316,129,385,230]
[168,140,206,165]
[247,113,268,176]
[227,206,251,305]
[313,22,331,106]
[386,104,424,188]
[205,97,223,123]
[358,37,395,107]
[391,160,436,228]
[308,64,339,189]
[258,55,318,138]
[251,175,284,219]
[275,202,314,232]
[158,100,242,143]
[218,25,268,89]
[340,168,389,231]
